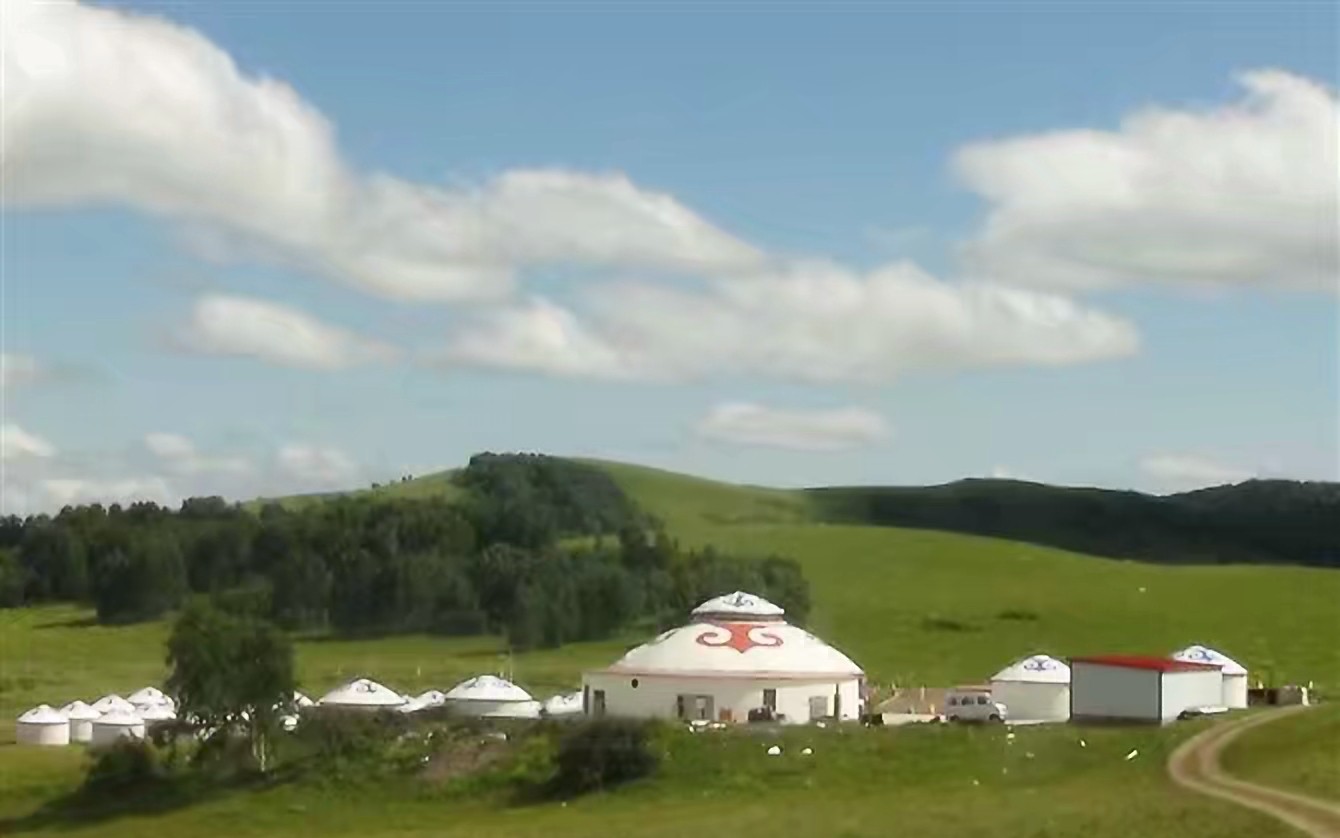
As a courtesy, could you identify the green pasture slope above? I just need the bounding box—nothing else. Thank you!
[1,458,1337,837]
[1221,703,1340,802]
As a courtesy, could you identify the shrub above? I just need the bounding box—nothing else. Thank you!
[996,608,1040,622]
[921,615,978,632]
[83,739,168,796]
[549,718,659,797]
[286,709,411,782]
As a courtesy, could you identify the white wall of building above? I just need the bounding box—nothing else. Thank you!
[990,681,1071,722]
[90,721,145,747]
[583,673,862,724]
[1070,662,1160,722]
[16,722,70,746]
[1223,673,1249,709]
[1160,670,1224,720]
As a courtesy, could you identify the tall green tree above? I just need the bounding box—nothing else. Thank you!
[166,597,295,773]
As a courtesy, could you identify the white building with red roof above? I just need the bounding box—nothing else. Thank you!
[1068,654,1224,724]
[581,591,865,724]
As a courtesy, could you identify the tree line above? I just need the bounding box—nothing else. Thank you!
[0,453,810,649]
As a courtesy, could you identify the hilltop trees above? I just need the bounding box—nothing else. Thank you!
[0,453,814,652]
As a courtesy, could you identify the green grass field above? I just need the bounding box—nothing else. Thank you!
[1220,704,1340,802]
[1,458,1336,836]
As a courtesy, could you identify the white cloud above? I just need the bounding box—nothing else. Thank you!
[179,294,398,370]
[1140,454,1255,491]
[276,443,360,487]
[988,465,1039,482]
[4,0,760,302]
[695,402,890,451]
[1,352,40,390]
[956,70,1339,292]
[144,431,251,475]
[0,423,57,460]
[442,261,1139,383]
[37,476,178,510]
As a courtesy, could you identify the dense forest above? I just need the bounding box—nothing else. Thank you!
[0,453,810,649]
[808,478,1340,568]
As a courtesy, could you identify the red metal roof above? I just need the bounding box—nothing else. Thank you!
[1070,654,1221,673]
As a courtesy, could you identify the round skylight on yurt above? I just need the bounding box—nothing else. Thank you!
[691,591,786,621]
[318,677,406,709]
[16,705,70,746]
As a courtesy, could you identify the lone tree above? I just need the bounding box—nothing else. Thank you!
[165,596,295,772]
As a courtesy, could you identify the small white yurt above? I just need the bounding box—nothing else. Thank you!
[293,691,315,709]
[127,687,172,708]
[16,705,70,746]
[444,675,535,718]
[1172,645,1249,709]
[317,678,406,710]
[61,700,101,743]
[90,694,136,715]
[91,709,145,746]
[415,690,447,709]
[137,702,177,727]
[582,591,866,724]
[989,654,1072,722]
[542,691,585,718]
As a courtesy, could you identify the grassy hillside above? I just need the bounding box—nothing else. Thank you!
[1220,705,1340,802]
[0,714,1297,838]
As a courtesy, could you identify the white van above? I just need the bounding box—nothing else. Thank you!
[944,688,1008,723]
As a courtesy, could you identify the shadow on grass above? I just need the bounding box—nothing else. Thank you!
[0,773,284,835]
[32,616,101,630]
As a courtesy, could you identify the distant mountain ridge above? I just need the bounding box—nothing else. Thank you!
[805,477,1340,568]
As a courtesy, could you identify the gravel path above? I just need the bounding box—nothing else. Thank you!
[1168,706,1340,838]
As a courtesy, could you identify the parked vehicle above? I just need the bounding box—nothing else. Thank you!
[944,688,1008,723]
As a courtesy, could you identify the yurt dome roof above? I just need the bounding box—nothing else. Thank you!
[691,591,785,621]
[95,709,143,726]
[318,677,406,707]
[598,619,863,680]
[445,675,533,703]
[543,691,584,714]
[138,703,177,722]
[18,705,68,725]
[60,700,101,721]
[127,687,171,706]
[991,654,1071,684]
[293,691,314,707]
[1171,645,1247,676]
[90,694,136,714]
[414,690,447,707]
[484,700,542,719]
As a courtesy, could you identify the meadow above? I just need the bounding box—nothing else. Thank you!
[1220,703,1340,802]
[1,459,1337,836]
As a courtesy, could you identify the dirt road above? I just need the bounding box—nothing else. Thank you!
[1168,706,1340,838]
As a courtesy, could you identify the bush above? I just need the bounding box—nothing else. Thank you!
[83,739,168,796]
[921,615,978,632]
[549,718,659,797]
[996,608,1040,622]
[286,709,411,781]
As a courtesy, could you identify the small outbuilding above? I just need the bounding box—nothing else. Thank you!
[91,709,145,746]
[16,705,70,746]
[444,675,537,718]
[61,700,101,743]
[582,591,865,724]
[1069,655,1222,724]
[1171,645,1249,709]
[318,678,407,710]
[989,654,1071,722]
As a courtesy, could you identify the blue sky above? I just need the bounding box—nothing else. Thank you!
[2,0,1337,511]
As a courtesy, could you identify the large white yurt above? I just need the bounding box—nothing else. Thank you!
[90,694,136,715]
[542,691,585,718]
[318,678,406,710]
[16,705,70,746]
[444,675,536,718]
[1172,645,1249,709]
[61,700,101,743]
[127,687,172,708]
[91,709,145,746]
[582,591,865,724]
[989,654,1072,722]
